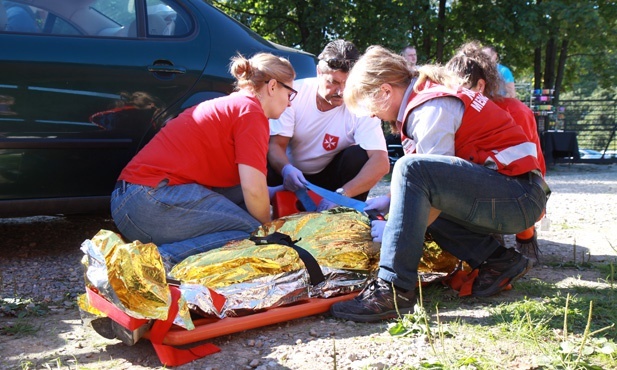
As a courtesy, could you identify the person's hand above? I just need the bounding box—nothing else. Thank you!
[316,198,338,211]
[370,220,387,242]
[281,164,307,191]
[268,185,285,200]
[365,195,390,215]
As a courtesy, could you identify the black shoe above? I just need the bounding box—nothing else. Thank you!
[330,278,416,322]
[90,317,116,339]
[516,230,540,265]
[472,248,531,297]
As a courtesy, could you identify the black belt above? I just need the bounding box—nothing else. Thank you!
[517,171,551,198]
[250,232,325,286]
[114,179,168,192]
[114,180,128,192]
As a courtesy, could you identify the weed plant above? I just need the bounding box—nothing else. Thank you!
[388,267,617,369]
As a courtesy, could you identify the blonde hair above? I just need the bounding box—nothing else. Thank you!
[344,45,417,116]
[229,53,295,94]
[414,64,462,89]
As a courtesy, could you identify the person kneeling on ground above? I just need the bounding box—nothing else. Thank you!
[329,46,550,323]
[111,53,297,267]
[445,40,547,264]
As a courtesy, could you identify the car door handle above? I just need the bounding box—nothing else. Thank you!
[147,65,186,74]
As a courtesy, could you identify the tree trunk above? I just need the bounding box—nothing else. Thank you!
[419,0,432,62]
[435,0,446,63]
[554,39,569,106]
[534,47,542,90]
[543,37,556,89]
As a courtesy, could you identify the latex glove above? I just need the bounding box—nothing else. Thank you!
[281,164,307,192]
[316,198,338,212]
[364,195,391,215]
[268,185,285,200]
[370,220,387,243]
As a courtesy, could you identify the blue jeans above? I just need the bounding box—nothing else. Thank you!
[110,180,261,264]
[377,154,548,290]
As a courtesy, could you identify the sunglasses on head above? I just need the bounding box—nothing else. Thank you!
[323,58,355,72]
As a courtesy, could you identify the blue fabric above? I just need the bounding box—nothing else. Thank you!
[498,63,515,83]
[497,63,515,96]
[110,182,261,264]
[377,154,547,290]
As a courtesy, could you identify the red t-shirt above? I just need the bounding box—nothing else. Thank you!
[119,91,269,188]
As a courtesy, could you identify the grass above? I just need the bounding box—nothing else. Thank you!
[387,263,617,369]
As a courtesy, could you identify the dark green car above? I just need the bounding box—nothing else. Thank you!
[0,0,316,217]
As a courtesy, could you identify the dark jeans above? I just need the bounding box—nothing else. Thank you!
[267,145,370,201]
[377,154,548,290]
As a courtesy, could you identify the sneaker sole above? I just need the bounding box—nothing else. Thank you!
[329,306,415,323]
[472,257,533,297]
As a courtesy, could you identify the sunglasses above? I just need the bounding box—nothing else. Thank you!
[323,58,355,72]
[273,80,297,102]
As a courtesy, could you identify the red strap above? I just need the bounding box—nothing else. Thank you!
[445,269,479,297]
[149,286,221,366]
[444,269,512,297]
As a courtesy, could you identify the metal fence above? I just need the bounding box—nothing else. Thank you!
[557,98,617,154]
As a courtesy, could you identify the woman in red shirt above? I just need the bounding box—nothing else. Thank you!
[111,52,297,268]
[445,41,547,264]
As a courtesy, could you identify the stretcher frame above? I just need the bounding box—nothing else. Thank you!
[87,191,360,365]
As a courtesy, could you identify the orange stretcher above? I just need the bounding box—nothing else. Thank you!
[87,191,359,366]
[88,286,356,366]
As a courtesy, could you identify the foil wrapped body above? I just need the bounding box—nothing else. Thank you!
[80,209,464,328]
[171,209,379,318]
[79,230,193,330]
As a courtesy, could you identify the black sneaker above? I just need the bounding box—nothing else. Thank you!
[472,248,532,297]
[516,230,540,265]
[330,278,416,322]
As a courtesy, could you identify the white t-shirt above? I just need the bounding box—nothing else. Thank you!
[269,77,386,174]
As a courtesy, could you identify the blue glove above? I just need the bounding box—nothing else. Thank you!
[370,220,387,242]
[268,185,285,200]
[316,198,338,211]
[281,164,307,192]
[365,195,391,215]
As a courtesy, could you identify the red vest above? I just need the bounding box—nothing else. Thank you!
[399,80,541,176]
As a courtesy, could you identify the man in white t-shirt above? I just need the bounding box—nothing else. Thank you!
[268,40,390,208]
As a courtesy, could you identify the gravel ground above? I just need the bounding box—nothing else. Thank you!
[1,163,616,370]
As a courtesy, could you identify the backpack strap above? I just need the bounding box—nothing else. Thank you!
[250,232,325,286]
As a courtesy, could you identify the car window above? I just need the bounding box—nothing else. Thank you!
[0,0,191,38]
[145,0,191,37]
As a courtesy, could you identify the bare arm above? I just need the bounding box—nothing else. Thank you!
[341,149,390,197]
[267,135,291,175]
[238,164,270,224]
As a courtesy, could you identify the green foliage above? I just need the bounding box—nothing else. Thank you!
[384,275,617,369]
[0,297,49,318]
[208,0,615,98]
[0,321,38,337]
